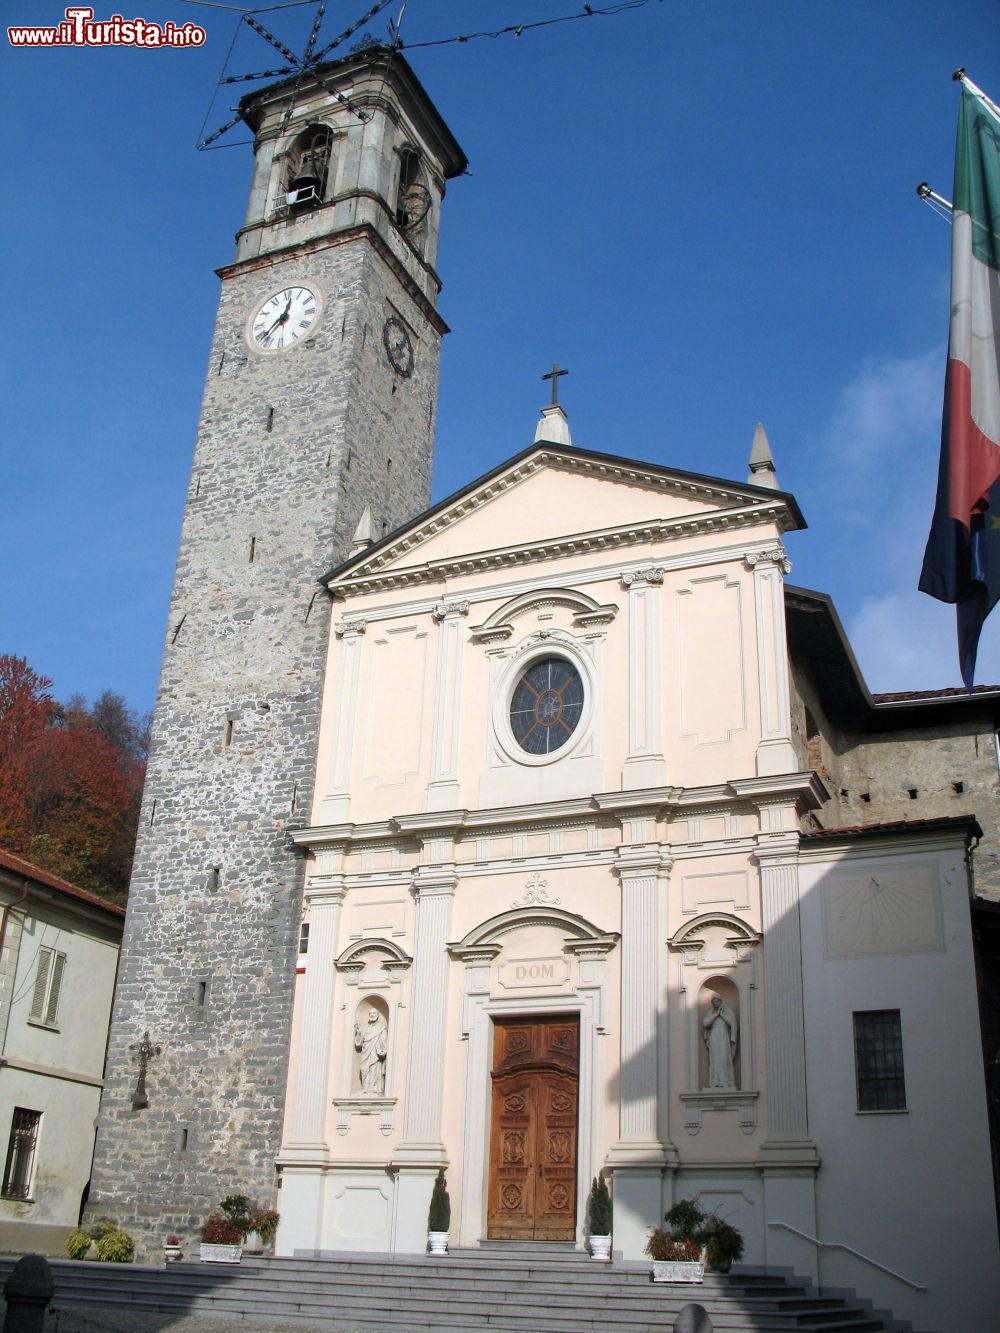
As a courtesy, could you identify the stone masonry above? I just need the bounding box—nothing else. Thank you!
[86,52,466,1256]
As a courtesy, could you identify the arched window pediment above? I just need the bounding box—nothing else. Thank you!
[471,588,618,645]
[449,906,618,958]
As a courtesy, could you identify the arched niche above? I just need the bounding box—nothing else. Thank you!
[283,123,335,211]
[698,975,741,1091]
[351,994,390,1096]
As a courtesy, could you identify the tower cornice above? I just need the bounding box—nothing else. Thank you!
[216,221,450,337]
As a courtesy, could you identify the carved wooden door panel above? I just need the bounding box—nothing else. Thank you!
[487,1017,579,1241]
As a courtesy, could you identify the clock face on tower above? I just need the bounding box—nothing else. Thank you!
[247,283,322,352]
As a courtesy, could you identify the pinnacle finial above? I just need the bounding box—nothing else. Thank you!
[351,504,377,552]
[747,422,778,489]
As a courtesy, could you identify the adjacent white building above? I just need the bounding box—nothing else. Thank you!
[0,850,124,1253]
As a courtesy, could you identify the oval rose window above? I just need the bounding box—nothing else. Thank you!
[509,657,584,756]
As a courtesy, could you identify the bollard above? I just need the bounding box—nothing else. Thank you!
[3,1254,53,1333]
[673,1302,713,1333]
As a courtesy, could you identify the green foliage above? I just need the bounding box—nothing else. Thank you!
[219,1194,253,1235]
[65,1229,92,1261]
[94,1229,134,1263]
[248,1208,280,1243]
[427,1169,450,1232]
[201,1213,243,1245]
[700,1213,743,1270]
[586,1175,612,1234]
[663,1197,706,1241]
[86,1217,117,1241]
[644,1228,701,1262]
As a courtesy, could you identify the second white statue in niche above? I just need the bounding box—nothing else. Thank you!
[703,994,739,1088]
[354,1008,389,1094]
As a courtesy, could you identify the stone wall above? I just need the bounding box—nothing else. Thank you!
[86,230,442,1256]
[790,667,1000,901]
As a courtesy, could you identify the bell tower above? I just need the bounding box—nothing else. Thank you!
[87,50,466,1253]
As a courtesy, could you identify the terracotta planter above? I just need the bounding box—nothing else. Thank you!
[651,1259,704,1283]
[199,1242,242,1264]
[588,1234,612,1262]
[427,1230,449,1255]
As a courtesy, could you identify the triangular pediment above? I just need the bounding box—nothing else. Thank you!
[326,441,803,595]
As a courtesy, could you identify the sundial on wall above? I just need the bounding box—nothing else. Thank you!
[822,860,945,960]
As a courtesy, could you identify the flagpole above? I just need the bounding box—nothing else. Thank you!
[917,182,953,212]
[953,67,1000,122]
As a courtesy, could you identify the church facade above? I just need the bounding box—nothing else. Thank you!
[276,419,998,1332]
[85,48,999,1333]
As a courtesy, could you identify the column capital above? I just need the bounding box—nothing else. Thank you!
[432,599,470,622]
[334,615,367,638]
[620,565,665,589]
[411,866,459,896]
[613,845,673,879]
[304,875,347,905]
[744,545,791,575]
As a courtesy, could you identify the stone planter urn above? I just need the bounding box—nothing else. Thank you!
[199,1243,242,1264]
[651,1259,705,1284]
[427,1231,449,1256]
[588,1235,612,1262]
[163,1244,183,1263]
[242,1230,264,1255]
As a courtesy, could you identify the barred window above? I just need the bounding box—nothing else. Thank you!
[29,948,66,1027]
[853,1009,906,1111]
[2,1109,41,1199]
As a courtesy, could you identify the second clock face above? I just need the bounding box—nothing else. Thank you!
[248,284,320,352]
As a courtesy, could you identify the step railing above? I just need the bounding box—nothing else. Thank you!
[768,1221,927,1291]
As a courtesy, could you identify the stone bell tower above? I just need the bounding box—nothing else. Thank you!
[87,50,466,1253]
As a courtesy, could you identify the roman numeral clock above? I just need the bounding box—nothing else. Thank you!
[85,50,466,1250]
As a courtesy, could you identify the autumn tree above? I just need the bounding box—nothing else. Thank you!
[0,656,147,906]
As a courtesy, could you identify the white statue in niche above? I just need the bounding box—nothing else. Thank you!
[703,994,739,1088]
[354,1008,389,1094]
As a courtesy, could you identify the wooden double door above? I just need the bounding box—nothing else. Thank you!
[487,1015,579,1241]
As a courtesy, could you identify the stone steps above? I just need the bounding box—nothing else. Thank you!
[0,1255,899,1332]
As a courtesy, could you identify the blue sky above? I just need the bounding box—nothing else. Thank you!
[2,0,998,712]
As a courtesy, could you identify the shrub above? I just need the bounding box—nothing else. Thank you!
[586,1175,612,1235]
[663,1198,706,1242]
[219,1194,252,1236]
[94,1229,134,1263]
[201,1213,242,1245]
[700,1213,743,1270]
[427,1169,450,1232]
[87,1217,117,1242]
[166,1235,180,1247]
[644,1228,702,1262]
[65,1229,92,1261]
[248,1208,279,1244]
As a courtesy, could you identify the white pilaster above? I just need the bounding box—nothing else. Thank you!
[318,617,366,823]
[607,842,672,1259]
[620,567,667,789]
[397,866,456,1156]
[755,834,818,1269]
[746,548,797,776]
[282,873,345,1156]
[424,600,469,812]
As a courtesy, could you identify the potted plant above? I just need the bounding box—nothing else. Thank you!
[243,1207,280,1254]
[164,1234,183,1262]
[427,1169,450,1255]
[700,1212,743,1274]
[65,1228,92,1261]
[585,1175,612,1261]
[94,1228,134,1263]
[200,1212,243,1263]
[645,1228,704,1284]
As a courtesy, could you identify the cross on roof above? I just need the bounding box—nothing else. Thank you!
[542,362,569,407]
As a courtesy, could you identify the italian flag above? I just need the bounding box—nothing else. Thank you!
[919,81,1000,688]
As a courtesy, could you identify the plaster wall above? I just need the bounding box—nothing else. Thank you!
[798,841,1000,1332]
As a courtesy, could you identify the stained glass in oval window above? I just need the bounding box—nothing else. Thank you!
[509,657,584,756]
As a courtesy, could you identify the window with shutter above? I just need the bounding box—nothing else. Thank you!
[28,948,66,1028]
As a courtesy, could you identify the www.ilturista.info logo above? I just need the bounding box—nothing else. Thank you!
[8,7,206,47]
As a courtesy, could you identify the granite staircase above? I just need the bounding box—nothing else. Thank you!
[0,1251,906,1332]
